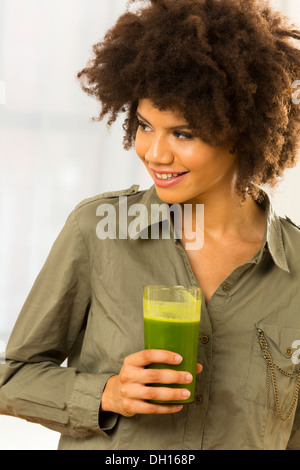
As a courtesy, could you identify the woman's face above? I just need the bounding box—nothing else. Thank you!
[135,98,238,205]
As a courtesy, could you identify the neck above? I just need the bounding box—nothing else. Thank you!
[180,184,265,245]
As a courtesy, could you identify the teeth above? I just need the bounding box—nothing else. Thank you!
[155,173,182,180]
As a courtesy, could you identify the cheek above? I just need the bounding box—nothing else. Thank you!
[176,140,215,167]
[181,148,215,174]
[185,144,233,175]
[134,135,146,161]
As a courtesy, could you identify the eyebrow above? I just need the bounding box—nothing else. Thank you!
[136,111,193,130]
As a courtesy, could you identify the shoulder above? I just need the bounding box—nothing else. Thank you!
[282,216,300,231]
[72,184,148,229]
[280,215,300,238]
[74,184,146,216]
[75,184,141,210]
[279,215,300,268]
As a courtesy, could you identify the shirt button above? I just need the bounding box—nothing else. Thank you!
[194,395,203,405]
[200,335,209,344]
[222,284,231,293]
[285,347,293,357]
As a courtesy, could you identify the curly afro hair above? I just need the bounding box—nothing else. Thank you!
[77,0,300,201]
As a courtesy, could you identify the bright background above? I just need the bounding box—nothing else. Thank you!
[0,0,299,450]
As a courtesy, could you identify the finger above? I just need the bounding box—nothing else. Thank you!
[196,363,203,374]
[125,349,183,368]
[138,368,193,385]
[124,383,191,403]
[122,398,184,416]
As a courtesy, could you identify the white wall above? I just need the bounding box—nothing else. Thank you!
[0,0,299,450]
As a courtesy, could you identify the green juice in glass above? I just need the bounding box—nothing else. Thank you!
[143,286,201,404]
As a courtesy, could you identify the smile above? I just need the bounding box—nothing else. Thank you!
[154,172,185,180]
[151,170,189,188]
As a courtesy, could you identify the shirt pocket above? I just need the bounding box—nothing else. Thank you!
[242,323,300,421]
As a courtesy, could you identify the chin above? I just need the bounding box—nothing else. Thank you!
[154,187,187,205]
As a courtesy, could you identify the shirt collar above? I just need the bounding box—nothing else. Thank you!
[256,189,290,273]
[127,185,172,239]
[128,185,290,274]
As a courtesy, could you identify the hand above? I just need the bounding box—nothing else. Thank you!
[100,349,203,417]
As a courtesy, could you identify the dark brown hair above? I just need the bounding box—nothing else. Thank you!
[77,0,300,201]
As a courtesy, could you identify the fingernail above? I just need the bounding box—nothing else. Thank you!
[185,373,193,382]
[174,355,182,363]
[175,405,183,412]
[182,390,191,398]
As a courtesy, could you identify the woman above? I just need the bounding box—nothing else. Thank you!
[1,0,300,450]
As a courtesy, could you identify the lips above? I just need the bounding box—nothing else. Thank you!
[150,169,189,188]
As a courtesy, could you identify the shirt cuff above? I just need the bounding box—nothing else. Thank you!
[68,372,118,437]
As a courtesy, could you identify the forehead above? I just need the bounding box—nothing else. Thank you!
[137,98,189,124]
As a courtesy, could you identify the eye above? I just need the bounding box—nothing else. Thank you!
[173,131,194,140]
[137,120,152,132]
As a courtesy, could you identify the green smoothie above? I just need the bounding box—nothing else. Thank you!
[144,316,200,403]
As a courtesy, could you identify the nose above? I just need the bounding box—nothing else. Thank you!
[144,133,174,165]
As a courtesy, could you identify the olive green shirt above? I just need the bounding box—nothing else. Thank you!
[1,184,300,450]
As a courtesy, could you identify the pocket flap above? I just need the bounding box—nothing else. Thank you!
[256,323,300,368]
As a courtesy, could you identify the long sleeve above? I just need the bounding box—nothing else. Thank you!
[0,210,112,438]
[286,396,300,450]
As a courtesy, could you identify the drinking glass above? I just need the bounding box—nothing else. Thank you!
[143,285,202,403]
